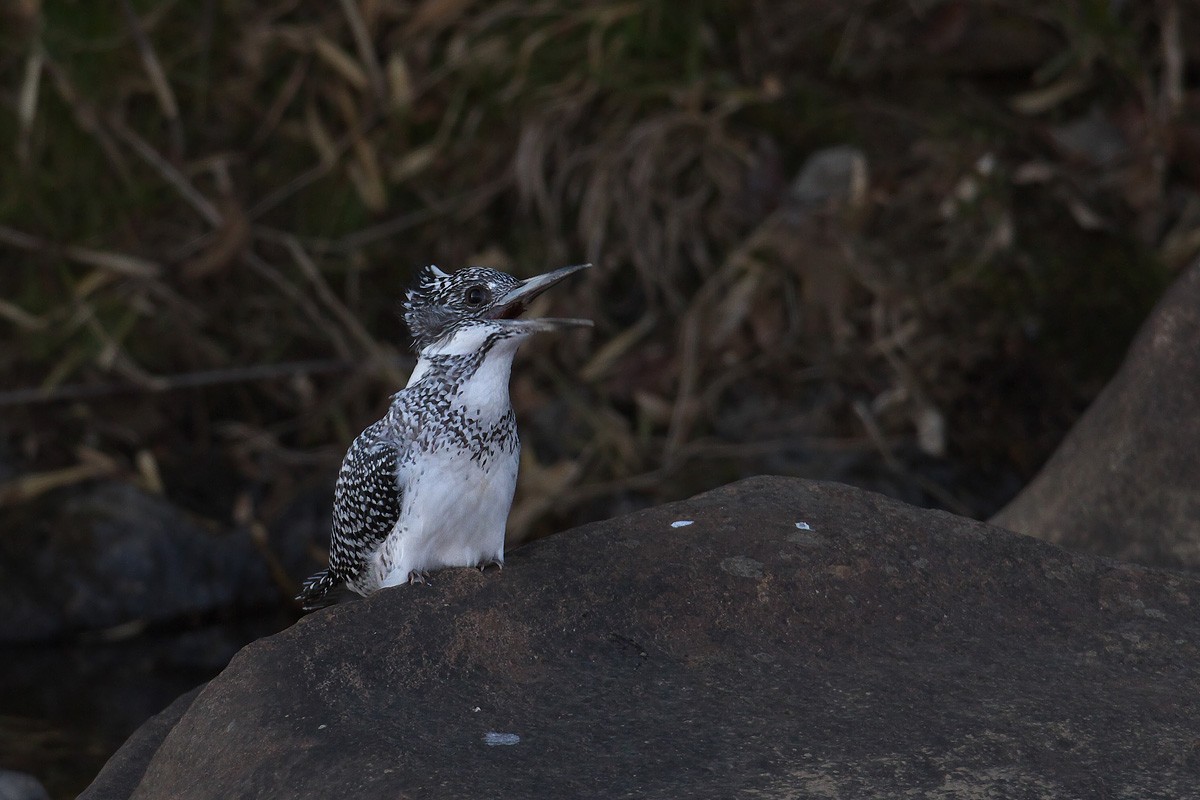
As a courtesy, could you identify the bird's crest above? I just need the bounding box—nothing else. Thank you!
[403,264,452,309]
[402,265,458,351]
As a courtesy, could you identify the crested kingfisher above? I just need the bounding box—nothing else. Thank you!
[297,263,592,610]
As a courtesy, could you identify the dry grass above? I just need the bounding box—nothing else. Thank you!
[1,0,1198,554]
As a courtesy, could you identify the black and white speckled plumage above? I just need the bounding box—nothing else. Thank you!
[297,264,590,610]
[403,265,522,352]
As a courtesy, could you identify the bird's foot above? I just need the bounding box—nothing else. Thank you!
[475,559,504,573]
[407,570,431,585]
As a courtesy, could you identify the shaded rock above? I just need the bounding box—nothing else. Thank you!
[77,688,201,800]
[992,257,1200,569]
[85,477,1200,799]
[1048,108,1130,167]
[0,771,50,800]
[0,613,294,760]
[787,144,869,211]
[0,482,278,643]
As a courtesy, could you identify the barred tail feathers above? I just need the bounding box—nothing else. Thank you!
[297,569,341,610]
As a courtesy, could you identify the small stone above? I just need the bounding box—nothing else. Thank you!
[789,146,869,211]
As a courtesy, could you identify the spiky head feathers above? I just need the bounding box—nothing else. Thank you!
[402,265,522,352]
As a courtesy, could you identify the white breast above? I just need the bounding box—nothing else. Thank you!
[375,445,518,588]
[368,337,525,591]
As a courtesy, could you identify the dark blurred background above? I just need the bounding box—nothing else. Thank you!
[1,0,1198,796]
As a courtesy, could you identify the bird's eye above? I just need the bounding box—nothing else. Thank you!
[465,285,488,306]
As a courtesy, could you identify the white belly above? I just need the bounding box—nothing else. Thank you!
[374,447,518,589]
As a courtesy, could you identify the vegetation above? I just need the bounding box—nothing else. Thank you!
[1,0,1196,543]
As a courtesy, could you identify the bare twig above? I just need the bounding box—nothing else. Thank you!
[179,202,251,280]
[107,115,223,227]
[330,83,387,211]
[119,0,185,158]
[43,60,134,187]
[252,173,509,255]
[249,55,310,150]
[312,32,369,90]
[1159,0,1183,121]
[0,225,160,277]
[281,236,406,385]
[17,33,44,166]
[0,460,121,508]
[247,109,380,220]
[829,10,863,76]
[579,312,656,382]
[0,297,44,331]
[0,225,41,251]
[662,254,747,462]
[62,246,161,278]
[77,304,163,390]
[0,358,391,407]
[311,208,434,252]
[242,251,354,358]
[336,0,386,100]
[254,207,437,255]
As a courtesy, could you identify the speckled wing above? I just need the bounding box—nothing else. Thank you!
[328,427,405,585]
[297,422,406,609]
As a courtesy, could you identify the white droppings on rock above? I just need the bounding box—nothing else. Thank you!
[484,732,520,746]
[671,520,694,528]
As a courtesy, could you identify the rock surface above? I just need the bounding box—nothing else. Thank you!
[83,477,1200,798]
[76,689,202,800]
[992,257,1200,569]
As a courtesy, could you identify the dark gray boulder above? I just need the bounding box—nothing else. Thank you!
[76,688,202,800]
[83,477,1200,798]
[992,257,1200,570]
[0,482,276,642]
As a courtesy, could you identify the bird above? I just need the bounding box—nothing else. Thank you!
[297,263,592,610]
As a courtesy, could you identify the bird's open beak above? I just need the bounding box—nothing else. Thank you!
[487,263,593,330]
